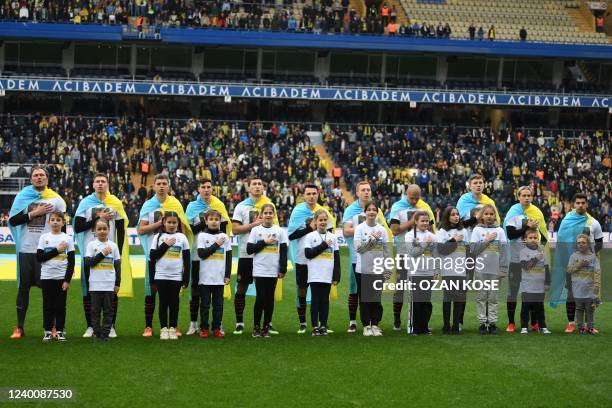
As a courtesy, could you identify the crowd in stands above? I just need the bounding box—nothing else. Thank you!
[0,115,342,227]
[324,124,611,233]
[0,0,453,38]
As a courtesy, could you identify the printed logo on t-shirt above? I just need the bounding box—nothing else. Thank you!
[248,209,259,224]
[44,244,67,261]
[163,245,182,259]
[27,202,46,228]
[92,256,114,270]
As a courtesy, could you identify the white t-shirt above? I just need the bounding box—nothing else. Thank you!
[354,222,388,275]
[81,203,122,252]
[293,215,333,266]
[232,201,262,259]
[405,229,436,276]
[150,232,189,281]
[141,208,164,259]
[582,216,604,243]
[197,232,231,285]
[85,239,120,292]
[569,252,600,299]
[436,228,468,277]
[519,246,549,293]
[190,206,229,260]
[18,197,66,253]
[37,232,74,280]
[390,207,419,244]
[248,224,288,278]
[505,214,528,263]
[304,230,338,284]
[470,225,508,277]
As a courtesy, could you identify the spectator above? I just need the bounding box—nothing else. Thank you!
[596,14,604,33]
[478,26,484,40]
[468,23,476,40]
[488,25,495,41]
[519,27,527,41]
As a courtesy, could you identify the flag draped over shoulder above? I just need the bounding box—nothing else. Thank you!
[457,192,501,224]
[503,203,549,242]
[388,196,437,233]
[73,193,133,297]
[9,186,64,286]
[138,195,192,296]
[343,200,392,294]
[549,210,594,307]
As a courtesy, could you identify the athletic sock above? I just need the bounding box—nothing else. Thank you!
[189,296,199,322]
[83,296,93,327]
[235,293,246,324]
[112,294,119,325]
[348,293,358,321]
[298,296,307,324]
[507,301,516,325]
[393,302,403,326]
[145,295,155,327]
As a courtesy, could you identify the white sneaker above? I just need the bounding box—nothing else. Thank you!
[160,327,169,340]
[371,325,383,337]
[187,321,198,336]
[109,326,117,338]
[43,331,53,342]
[168,327,178,340]
[363,325,373,337]
[56,331,67,341]
[540,328,552,335]
[297,324,307,334]
[82,327,94,338]
[520,328,528,334]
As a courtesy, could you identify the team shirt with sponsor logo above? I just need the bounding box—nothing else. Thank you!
[232,201,262,259]
[37,232,74,280]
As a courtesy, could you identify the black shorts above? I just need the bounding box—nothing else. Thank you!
[295,264,308,288]
[236,258,253,285]
[18,252,41,289]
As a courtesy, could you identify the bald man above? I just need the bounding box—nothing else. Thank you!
[389,185,435,331]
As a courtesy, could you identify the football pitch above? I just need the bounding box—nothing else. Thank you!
[0,247,611,407]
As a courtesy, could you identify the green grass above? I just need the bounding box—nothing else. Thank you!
[0,248,611,407]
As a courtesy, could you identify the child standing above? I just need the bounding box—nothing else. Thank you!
[436,206,468,335]
[567,234,601,335]
[405,211,436,335]
[470,204,508,335]
[36,212,75,342]
[519,228,551,334]
[149,211,190,340]
[304,209,341,336]
[354,201,389,337]
[84,219,121,341]
[197,210,232,338]
[247,203,288,338]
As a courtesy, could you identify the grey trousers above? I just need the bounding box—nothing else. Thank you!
[575,298,595,329]
[91,291,114,338]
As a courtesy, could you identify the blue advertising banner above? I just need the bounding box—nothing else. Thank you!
[1,78,610,108]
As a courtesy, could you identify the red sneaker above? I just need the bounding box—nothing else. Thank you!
[591,327,599,334]
[565,322,576,334]
[213,329,225,338]
[175,327,182,337]
[9,327,24,339]
[530,323,540,332]
[505,323,516,333]
[142,327,153,337]
[199,329,209,338]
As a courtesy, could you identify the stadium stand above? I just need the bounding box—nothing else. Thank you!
[398,0,609,44]
[0,115,343,228]
[323,124,611,231]
[2,0,608,44]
